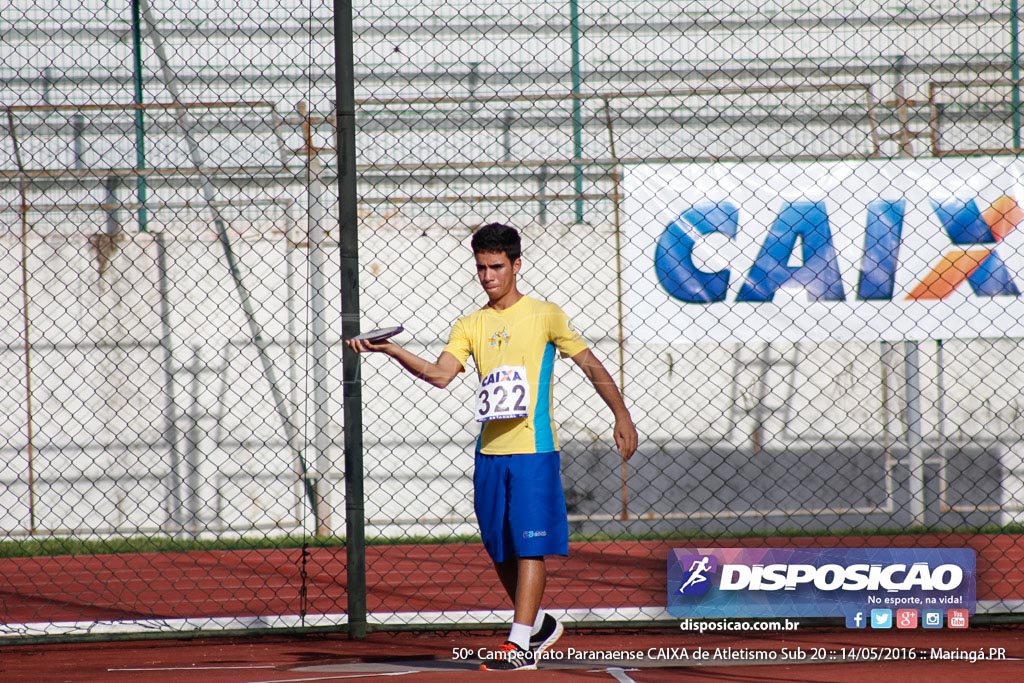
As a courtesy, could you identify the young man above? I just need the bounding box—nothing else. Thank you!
[346,223,638,671]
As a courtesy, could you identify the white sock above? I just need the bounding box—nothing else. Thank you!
[508,622,532,650]
[531,609,546,634]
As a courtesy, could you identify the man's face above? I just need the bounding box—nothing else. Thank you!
[475,251,520,302]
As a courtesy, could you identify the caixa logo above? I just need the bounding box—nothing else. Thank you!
[655,196,1023,304]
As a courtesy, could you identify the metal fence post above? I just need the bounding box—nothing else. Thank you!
[1013,0,1021,150]
[156,232,183,535]
[334,0,367,639]
[904,340,927,526]
[130,0,148,233]
[570,0,584,224]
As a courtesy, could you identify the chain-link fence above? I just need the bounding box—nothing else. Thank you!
[2,0,1024,640]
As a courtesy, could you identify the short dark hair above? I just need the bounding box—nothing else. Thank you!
[471,223,522,262]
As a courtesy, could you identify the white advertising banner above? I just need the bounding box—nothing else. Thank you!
[621,158,1024,344]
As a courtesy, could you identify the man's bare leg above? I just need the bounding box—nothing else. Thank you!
[494,556,545,645]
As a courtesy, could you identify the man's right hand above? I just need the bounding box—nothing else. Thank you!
[346,342,462,389]
[345,338,394,354]
[614,414,638,461]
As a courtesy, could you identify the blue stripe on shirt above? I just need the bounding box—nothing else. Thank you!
[533,342,556,452]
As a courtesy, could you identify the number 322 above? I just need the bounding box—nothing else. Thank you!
[477,384,527,419]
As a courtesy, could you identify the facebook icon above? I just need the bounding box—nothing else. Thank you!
[845,610,866,629]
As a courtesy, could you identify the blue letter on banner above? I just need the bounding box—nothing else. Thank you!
[736,200,846,303]
[655,201,738,303]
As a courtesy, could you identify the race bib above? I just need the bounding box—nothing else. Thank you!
[475,365,530,423]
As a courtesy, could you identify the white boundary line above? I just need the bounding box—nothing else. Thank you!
[109,666,278,672]
[0,602,1019,639]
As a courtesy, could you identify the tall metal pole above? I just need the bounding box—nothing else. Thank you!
[130,0,148,232]
[9,109,37,535]
[299,101,334,538]
[1013,0,1021,150]
[603,99,628,519]
[904,340,926,526]
[184,346,204,537]
[888,68,926,526]
[334,0,367,639]
[156,233,183,535]
[570,0,584,223]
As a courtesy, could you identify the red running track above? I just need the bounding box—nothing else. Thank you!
[1,534,1022,624]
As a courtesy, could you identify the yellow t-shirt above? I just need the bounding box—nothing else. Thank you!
[443,296,588,455]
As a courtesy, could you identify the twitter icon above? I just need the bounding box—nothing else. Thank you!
[870,609,893,629]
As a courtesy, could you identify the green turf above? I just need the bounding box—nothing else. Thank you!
[1,524,1021,558]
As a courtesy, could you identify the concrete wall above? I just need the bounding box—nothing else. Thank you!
[3,215,1023,538]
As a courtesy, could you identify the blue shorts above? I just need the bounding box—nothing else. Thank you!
[473,451,569,563]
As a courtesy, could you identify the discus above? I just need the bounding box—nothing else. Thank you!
[347,325,404,343]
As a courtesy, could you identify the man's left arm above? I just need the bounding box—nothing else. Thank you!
[569,348,638,460]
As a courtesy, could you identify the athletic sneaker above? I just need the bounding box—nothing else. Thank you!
[529,613,564,657]
[479,641,536,671]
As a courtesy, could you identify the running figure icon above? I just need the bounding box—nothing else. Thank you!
[678,556,712,594]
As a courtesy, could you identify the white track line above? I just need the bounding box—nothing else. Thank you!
[109,666,278,672]
[588,667,639,683]
[244,673,414,682]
